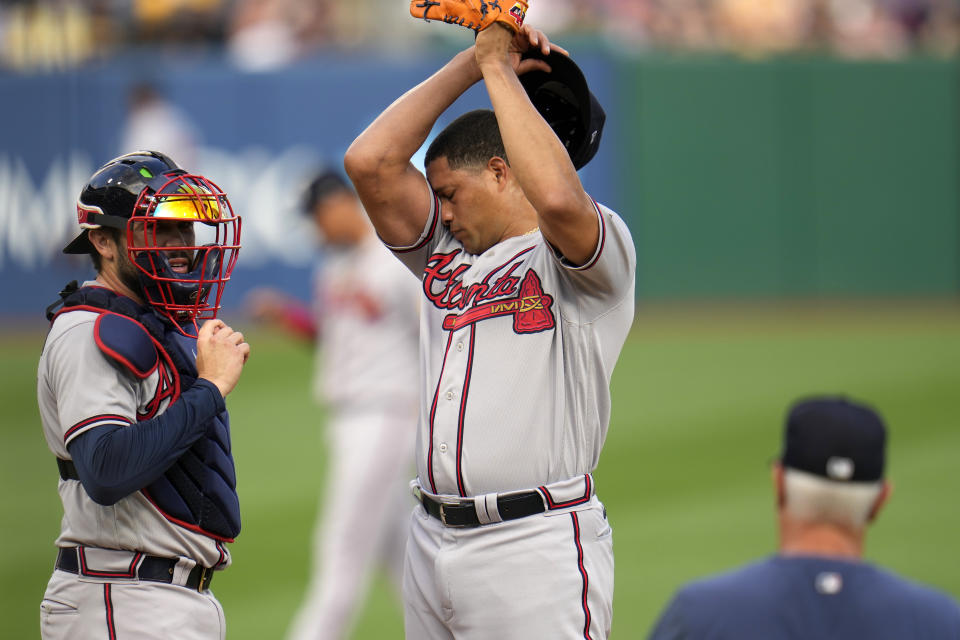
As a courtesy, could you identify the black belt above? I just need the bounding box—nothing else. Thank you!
[419,490,545,527]
[55,547,214,592]
[57,458,79,481]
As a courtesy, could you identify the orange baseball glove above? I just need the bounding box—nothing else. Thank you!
[410,0,529,34]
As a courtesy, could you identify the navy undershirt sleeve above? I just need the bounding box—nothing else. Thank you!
[67,379,225,506]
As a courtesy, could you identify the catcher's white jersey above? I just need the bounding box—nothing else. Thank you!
[37,301,230,568]
[312,235,421,408]
[389,190,636,497]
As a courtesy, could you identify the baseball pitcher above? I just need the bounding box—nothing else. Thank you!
[344,9,635,639]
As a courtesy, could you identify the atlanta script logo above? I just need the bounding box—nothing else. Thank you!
[424,250,555,333]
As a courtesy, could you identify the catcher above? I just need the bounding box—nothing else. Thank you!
[38,151,249,640]
[344,4,633,639]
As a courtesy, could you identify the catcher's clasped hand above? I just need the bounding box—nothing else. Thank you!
[410,0,529,34]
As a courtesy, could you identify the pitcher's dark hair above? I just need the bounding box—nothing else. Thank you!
[425,110,508,171]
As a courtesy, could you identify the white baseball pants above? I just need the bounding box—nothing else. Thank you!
[403,495,614,639]
[40,569,225,640]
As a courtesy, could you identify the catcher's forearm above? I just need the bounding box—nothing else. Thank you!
[348,48,481,172]
[66,380,223,505]
[479,58,598,264]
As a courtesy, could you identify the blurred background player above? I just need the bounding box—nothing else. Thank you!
[648,396,960,640]
[120,82,201,169]
[38,151,249,639]
[246,169,420,640]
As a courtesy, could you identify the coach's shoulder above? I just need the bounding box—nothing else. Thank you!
[678,557,785,609]
[867,564,960,624]
[648,558,784,640]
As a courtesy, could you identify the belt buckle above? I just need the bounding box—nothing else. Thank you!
[439,500,470,528]
[439,502,451,526]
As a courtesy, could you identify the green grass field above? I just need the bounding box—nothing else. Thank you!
[2,301,959,639]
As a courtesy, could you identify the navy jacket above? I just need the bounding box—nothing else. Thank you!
[649,555,960,640]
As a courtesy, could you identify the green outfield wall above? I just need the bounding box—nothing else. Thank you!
[615,56,959,299]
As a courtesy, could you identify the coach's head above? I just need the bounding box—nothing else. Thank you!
[773,396,891,557]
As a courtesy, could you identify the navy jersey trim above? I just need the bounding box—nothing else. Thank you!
[571,512,595,640]
[426,330,456,494]
[64,414,132,444]
[540,475,592,510]
[390,190,441,254]
[566,200,607,271]
[78,548,143,578]
[214,541,227,568]
[104,584,117,640]
[455,324,477,497]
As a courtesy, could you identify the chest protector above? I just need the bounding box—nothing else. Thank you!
[48,283,240,541]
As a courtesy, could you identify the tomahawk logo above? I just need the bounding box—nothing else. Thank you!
[139,358,177,421]
[442,270,554,333]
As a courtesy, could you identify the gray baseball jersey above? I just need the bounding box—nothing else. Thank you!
[389,186,636,498]
[312,235,421,408]
[38,296,229,569]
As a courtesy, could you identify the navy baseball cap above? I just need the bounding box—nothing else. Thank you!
[780,397,887,482]
[519,50,606,170]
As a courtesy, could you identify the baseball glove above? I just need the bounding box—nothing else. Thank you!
[410,0,529,34]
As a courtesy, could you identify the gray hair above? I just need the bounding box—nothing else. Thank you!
[783,468,883,530]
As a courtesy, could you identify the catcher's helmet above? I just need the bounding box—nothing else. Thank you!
[520,50,606,170]
[65,150,241,331]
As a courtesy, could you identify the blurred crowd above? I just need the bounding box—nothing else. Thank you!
[1,0,959,71]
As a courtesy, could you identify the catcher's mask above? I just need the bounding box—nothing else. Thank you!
[519,50,606,170]
[65,150,241,334]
